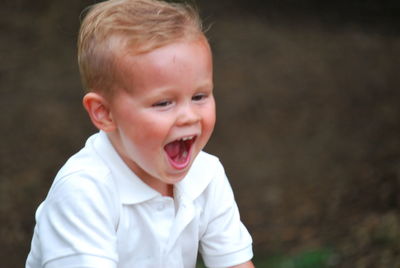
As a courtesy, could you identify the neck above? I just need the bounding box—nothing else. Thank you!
[163,184,174,197]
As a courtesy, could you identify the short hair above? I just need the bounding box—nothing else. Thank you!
[78,0,204,94]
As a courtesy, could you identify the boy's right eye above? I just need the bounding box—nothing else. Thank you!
[152,100,172,107]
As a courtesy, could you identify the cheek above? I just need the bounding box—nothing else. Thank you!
[117,119,161,152]
[202,107,216,136]
[134,118,171,148]
[207,102,217,127]
[207,113,216,131]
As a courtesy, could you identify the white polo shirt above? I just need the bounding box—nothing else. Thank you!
[26,131,253,268]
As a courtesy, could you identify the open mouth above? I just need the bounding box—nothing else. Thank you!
[164,136,196,170]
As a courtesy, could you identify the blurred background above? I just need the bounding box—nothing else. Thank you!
[1,0,400,267]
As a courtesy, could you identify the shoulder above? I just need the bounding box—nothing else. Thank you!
[44,133,119,208]
[191,151,222,173]
[31,133,122,265]
[37,143,120,233]
[194,151,229,184]
[50,150,111,195]
[57,133,111,182]
[177,151,228,200]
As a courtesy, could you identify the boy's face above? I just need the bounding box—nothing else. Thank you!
[107,38,215,193]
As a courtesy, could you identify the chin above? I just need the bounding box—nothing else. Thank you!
[164,171,189,184]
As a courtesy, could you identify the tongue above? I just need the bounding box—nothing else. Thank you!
[165,140,181,159]
[164,140,189,164]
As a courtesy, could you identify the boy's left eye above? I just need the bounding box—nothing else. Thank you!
[192,94,207,102]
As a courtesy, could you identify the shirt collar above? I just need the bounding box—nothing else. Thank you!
[91,131,160,205]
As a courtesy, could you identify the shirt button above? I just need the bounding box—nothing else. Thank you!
[157,203,165,211]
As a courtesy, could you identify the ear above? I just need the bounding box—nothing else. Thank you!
[82,92,115,132]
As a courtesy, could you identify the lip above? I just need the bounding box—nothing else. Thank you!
[166,134,198,144]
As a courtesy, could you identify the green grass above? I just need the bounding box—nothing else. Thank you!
[197,249,335,268]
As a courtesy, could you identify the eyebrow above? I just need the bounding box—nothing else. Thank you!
[152,81,213,93]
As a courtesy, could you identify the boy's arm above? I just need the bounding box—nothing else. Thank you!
[199,160,253,267]
[229,260,255,268]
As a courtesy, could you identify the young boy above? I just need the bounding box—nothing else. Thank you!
[26,0,254,267]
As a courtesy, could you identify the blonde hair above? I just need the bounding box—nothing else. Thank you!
[78,0,204,94]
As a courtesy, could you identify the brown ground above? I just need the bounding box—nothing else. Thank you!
[1,1,400,267]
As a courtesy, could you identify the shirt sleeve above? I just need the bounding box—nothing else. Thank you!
[199,162,253,268]
[36,172,119,267]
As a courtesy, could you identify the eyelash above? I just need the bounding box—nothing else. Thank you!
[192,93,207,102]
[152,94,208,108]
[152,100,172,107]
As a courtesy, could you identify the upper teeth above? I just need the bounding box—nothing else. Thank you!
[181,136,194,141]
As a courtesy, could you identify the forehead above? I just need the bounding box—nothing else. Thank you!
[113,38,212,91]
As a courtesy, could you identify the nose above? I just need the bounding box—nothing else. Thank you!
[176,103,200,126]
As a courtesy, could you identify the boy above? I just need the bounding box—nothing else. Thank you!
[26,0,254,267]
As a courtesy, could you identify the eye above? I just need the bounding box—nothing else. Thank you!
[192,93,207,102]
[152,100,172,107]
